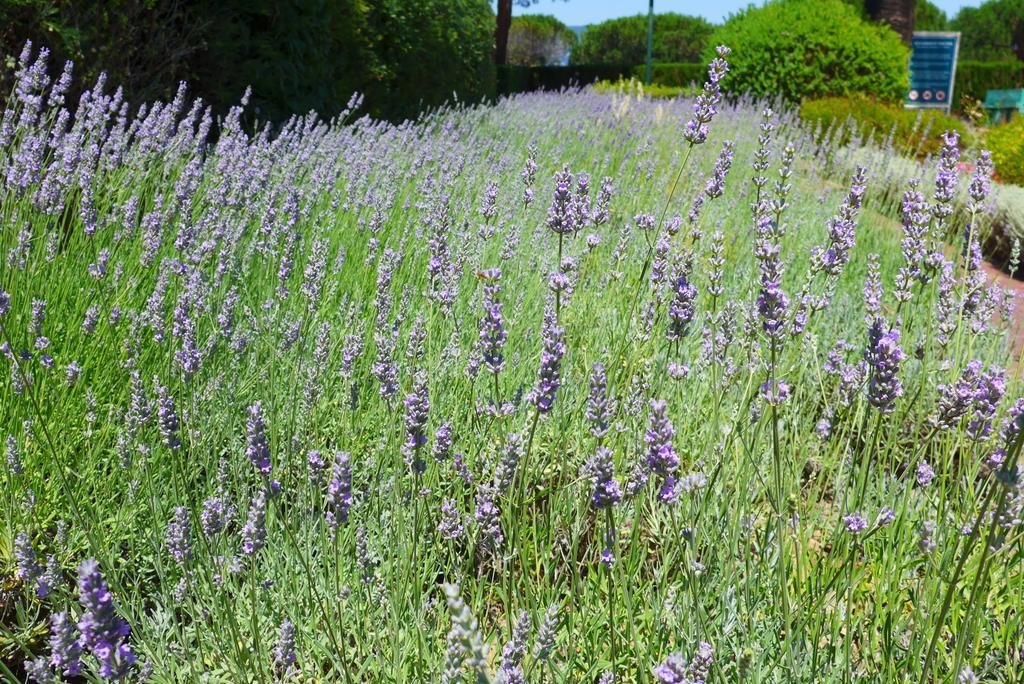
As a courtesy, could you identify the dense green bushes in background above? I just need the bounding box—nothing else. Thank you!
[571,13,713,65]
[987,117,1024,185]
[0,0,495,123]
[708,0,909,103]
[362,0,494,122]
[956,60,1024,105]
[951,0,1024,62]
[800,94,970,158]
[496,63,632,96]
[630,63,705,87]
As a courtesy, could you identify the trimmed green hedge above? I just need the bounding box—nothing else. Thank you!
[630,63,705,87]
[955,60,1024,105]
[801,94,970,158]
[496,64,633,96]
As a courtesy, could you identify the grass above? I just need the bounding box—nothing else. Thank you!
[1,46,1023,683]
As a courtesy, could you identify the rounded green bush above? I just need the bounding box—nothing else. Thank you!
[706,0,910,103]
[987,117,1024,185]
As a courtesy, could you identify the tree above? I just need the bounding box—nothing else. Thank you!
[952,0,1024,62]
[915,0,948,31]
[866,0,917,44]
[496,0,568,65]
[507,15,577,66]
[571,13,714,65]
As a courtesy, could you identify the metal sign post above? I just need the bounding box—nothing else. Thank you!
[905,31,960,114]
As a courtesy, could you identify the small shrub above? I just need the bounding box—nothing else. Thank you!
[987,116,1024,185]
[592,77,698,99]
[801,94,970,158]
[707,0,909,103]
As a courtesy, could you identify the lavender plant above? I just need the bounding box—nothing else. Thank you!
[0,42,1021,683]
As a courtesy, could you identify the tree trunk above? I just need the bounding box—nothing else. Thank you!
[866,0,916,44]
[495,0,513,65]
[1012,19,1024,62]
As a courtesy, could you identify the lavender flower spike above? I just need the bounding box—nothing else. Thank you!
[77,559,136,680]
[683,46,730,146]
[246,401,272,476]
[865,318,905,415]
[528,302,566,414]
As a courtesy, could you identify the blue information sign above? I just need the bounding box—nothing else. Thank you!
[906,31,960,112]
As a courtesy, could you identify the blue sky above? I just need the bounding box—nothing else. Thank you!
[499,1,985,26]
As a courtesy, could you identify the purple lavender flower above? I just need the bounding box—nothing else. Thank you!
[653,641,714,683]
[77,559,135,680]
[477,269,507,375]
[439,498,466,541]
[933,361,982,430]
[865,319,905,414]
[584,446,622,509]
[201,495,228,537]
[843,513,868,535]
[969,366,1005,441]
[527,303,565,414]
[433,422,453,462]
[49,611,83,677]
[474,484,503,550]
[683,45,730,145]
[812,165,867,277]
[241,490,268,556]
[326,452,352,534]
[155,383,181,450]
[165,506,193,565]
[876,507,895,527]
[272,619,297,674]
[546,165,577,235]
[498,611,530,684]
[916,461,936,488]
[14,531,46,595]
[759,379,790,406]
[667,270,697,342]
[404,372,430,470]
[0,291,10,317]
[587,362,613,438]
[646,399,679,502]
[245,401,272,477]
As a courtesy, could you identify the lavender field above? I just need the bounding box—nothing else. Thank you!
[2,43,1023,682]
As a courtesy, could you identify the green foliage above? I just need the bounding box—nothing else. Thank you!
[507,14,577,66]
[0,0,207,106]
[496,64,633,95]
[708,0,910,103]
[631,62,705,87]
[592,77,698,99]
[362,0,495,121]
[840,0,948,29]
[987,116,1024,184]
[915,0,950,31]
[800,94,970,158]
[195,0,377,123]
[955,60,1024,107]
[0,0,496,123]
[571,13,713,65]
[952,0,1024,62]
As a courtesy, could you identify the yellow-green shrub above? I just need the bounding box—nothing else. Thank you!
[800,94,970,158]
[986,117,1024,185]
